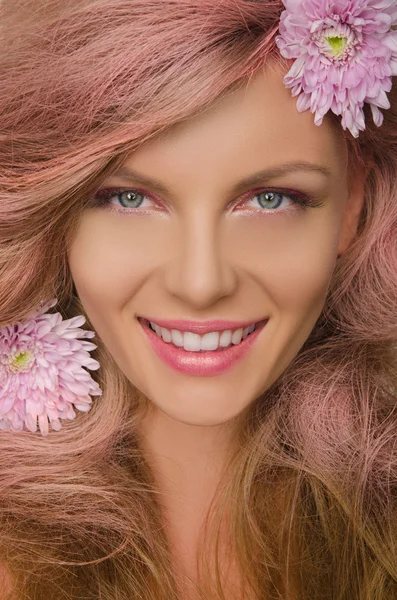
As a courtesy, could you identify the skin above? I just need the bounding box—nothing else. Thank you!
[67,65,365,581]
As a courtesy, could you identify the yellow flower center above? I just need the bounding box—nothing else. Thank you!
[9,350,34,372]
[326,35,348,57]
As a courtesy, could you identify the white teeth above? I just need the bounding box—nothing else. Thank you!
[242,326,251,340]
[219,330,232,347]
[200,332,219,351]
[148,320,260,352]
[183,332,201,351]
[231,328,243,345]
[171,329,184,347]
[160,327,172,343]
[151,322,162,336]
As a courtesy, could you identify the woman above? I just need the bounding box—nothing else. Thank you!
[0,0,396,598]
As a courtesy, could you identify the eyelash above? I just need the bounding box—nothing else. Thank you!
[91,187,323,216]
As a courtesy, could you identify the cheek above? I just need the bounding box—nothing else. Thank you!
[226,210,341,314]
[68,207,341,324]
[67,211,167,306]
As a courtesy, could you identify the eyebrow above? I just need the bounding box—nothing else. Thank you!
[110,161,333,196]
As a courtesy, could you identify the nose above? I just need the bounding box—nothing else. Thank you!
[163,213,238,309]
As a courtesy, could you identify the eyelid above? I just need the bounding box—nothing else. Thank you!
[93,187,163,208]
[235,186,323,210]
[92,185,324,213]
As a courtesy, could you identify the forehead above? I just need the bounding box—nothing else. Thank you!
[121,65,347,184]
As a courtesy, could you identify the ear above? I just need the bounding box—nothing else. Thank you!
[337,166,367,256]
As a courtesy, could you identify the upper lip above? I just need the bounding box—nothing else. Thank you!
[139,317,268,334]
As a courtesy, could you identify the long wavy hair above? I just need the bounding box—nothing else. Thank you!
[0,0,397,598]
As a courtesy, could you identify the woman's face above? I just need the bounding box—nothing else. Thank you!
[68,66,363,427]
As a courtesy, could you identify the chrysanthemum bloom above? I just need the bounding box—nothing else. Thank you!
[276,0,397,137]
[0,299,102,436]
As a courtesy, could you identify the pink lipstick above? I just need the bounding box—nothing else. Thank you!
[138,317,268,377]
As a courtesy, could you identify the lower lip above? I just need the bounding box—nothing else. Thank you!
[138,319,268,377]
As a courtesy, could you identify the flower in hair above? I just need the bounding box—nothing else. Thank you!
[0,299,102,436]
[276,0,397,137]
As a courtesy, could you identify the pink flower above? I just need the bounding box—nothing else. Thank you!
[276,0,397,137]
[0,299,102,436]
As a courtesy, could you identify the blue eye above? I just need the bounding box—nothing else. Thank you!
[110,190,145,208]
[255,192,288,209]
[91,186,324,216]
[243,189,322,213]
[92,188,156,212]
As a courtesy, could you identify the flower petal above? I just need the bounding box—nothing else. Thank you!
[370,103,384,126]
[276,0,395,136]
[0,299,102,435]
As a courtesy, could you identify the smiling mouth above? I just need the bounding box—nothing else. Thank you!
[139,318,268,352]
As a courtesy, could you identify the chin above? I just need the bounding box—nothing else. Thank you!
[151,396,249,427]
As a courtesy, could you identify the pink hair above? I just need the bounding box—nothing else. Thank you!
[0,0,396,598]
